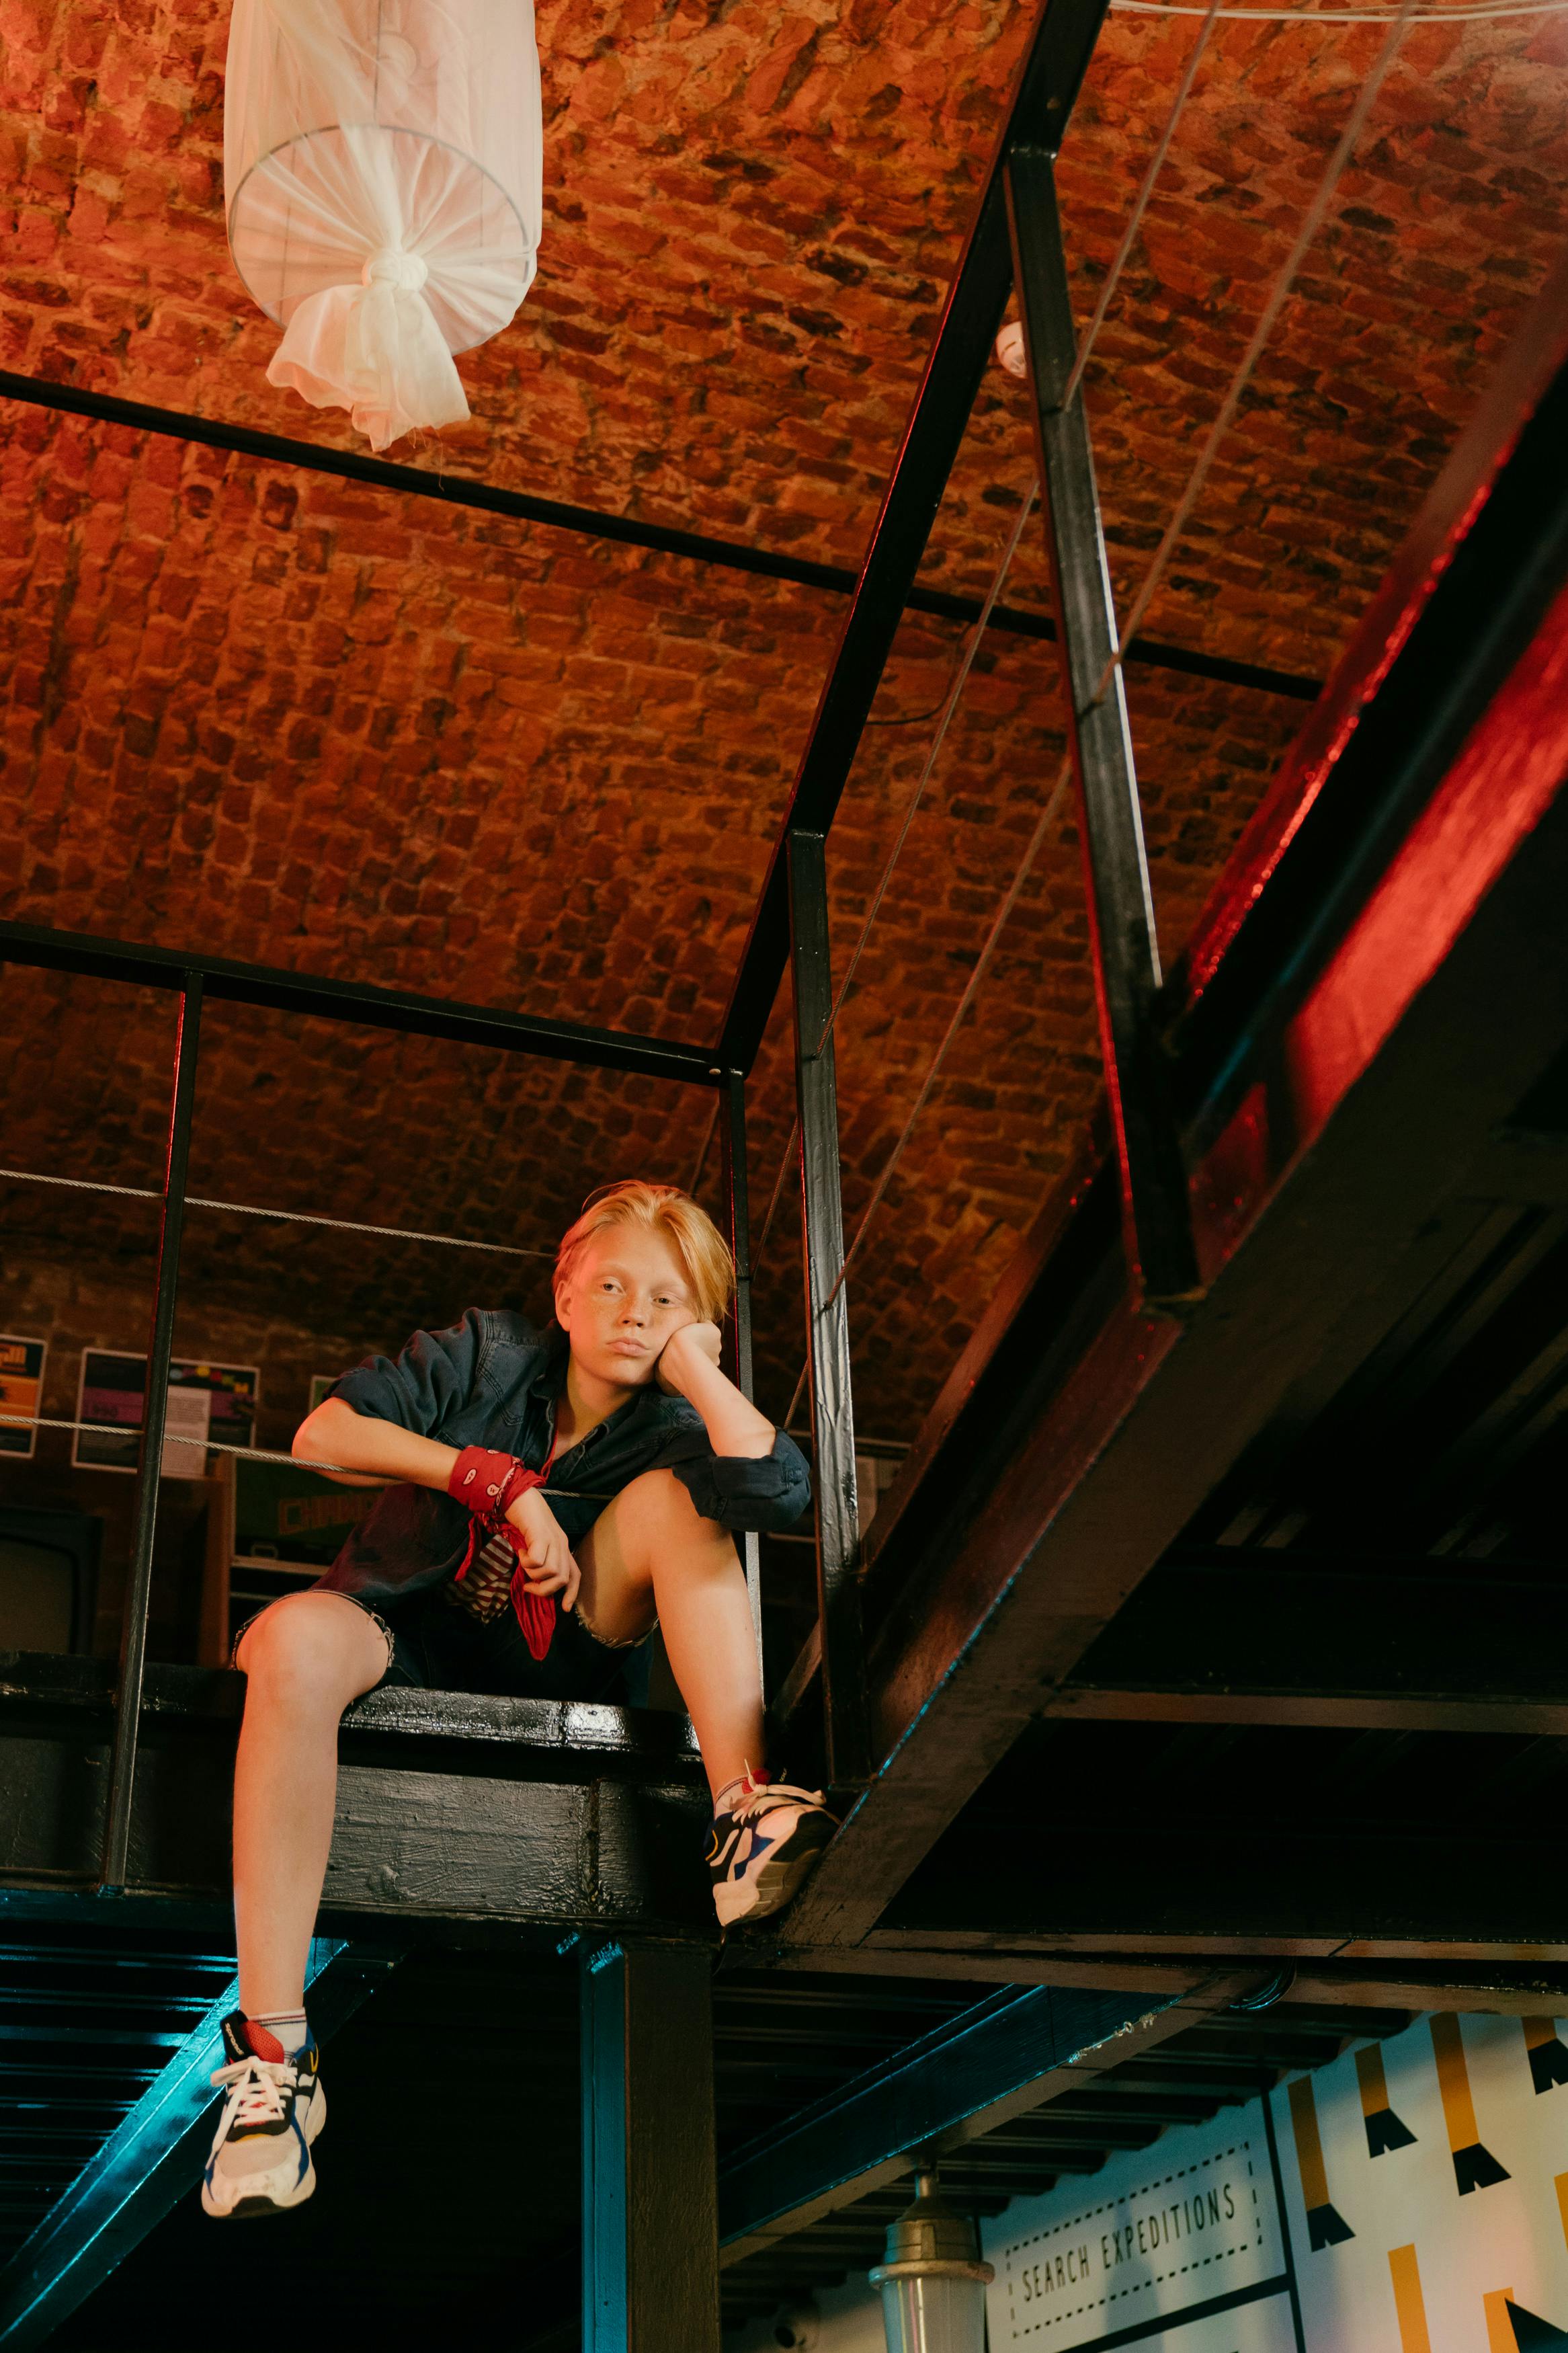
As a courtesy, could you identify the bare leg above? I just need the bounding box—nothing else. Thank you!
[577,1470,765,1802]
[232,1592,390,2016]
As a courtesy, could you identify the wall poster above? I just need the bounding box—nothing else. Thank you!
[74,1353,260,1477]
[984,2010,1568,2353]
[0,1337,47,1458]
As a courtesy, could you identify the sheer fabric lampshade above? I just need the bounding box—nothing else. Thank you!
[224,0,542,450]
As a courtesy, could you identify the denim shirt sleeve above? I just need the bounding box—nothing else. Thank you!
[660,1425,812,1534]
[328,1310,485,1440]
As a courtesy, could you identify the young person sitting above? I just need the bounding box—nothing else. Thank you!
[203,1180,835,2220]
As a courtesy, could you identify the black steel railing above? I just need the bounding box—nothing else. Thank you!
[0,0,1337,1839]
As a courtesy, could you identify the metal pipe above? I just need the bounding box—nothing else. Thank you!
[0,372,1319,703]
[0,916,718,1086]
[787,832,867,1785]
[714,0,1125,1081]
[1004,146,1201,1312]
[100,973,204,1891]
[719,1074,765,1675]
[580,1940,720,2353]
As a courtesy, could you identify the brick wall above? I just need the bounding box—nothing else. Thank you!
[1,0,1564,1445]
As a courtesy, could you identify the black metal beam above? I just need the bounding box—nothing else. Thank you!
[785,276,1568,1947]
[1005,148,1198,1308]
[717,1976,1245,2265]
[1048,1550,1568,1734]
[883,1815,1568,1956]
[101,975,200,1892]
[0,1940,397,2348]
[581,1940,720,2353]
[727,1933,1561,2018]
[0,370,1319,703]
[716,0,1116,1076]
[719,1074,764,1669]
[0,918,716,1084]
[0,1654,712,1933]
[788,832,866,1783]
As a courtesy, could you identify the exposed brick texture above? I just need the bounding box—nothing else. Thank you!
[1,0,1565,1444]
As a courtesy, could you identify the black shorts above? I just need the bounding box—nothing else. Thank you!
[369,1586,637,1704]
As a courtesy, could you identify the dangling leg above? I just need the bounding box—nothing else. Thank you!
[577,1470,835,1923]
[232,1591,391,2011]
[576,1468,761,1800]
[204,1591,389,2220]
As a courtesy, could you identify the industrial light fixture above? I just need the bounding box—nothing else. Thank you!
[870,2161,994,2353]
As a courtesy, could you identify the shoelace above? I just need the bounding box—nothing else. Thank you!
[727,1776,825,1822]
[210,2055,290,2132]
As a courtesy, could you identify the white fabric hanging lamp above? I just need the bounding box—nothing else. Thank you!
[224,0,542,452]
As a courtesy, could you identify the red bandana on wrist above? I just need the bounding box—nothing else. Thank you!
[446,1446,556,1660]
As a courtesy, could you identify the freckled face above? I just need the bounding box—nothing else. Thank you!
[556,1226,695,1387]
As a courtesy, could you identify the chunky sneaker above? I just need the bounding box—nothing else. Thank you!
[707,1769,838,1927]
[201,2013,325,2219]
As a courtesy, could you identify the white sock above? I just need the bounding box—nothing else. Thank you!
[245,2009,310,2062]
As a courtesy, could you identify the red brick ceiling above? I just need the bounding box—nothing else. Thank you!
[2,0,1565,1439]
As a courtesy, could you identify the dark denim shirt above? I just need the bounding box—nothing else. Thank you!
[313,1309,811,1606]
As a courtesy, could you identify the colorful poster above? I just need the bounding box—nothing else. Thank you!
[0,1337,46,1458]
[1282,2010,1568,2353]
[73,1353,259,1475]
[983,2009,1568,2353]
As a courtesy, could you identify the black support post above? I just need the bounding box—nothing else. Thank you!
[718,1074,764,1673]
[581,1940,720,2353]
[101,973,202,1891]
[1004,147,1200,1310]
[786,832,867,1786]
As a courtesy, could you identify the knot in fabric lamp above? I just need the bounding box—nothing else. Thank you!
[224,0,542,451]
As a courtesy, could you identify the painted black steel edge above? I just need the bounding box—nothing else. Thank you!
[0,918,717,1083]
[716,0,1114,1075]
[0,371,1319,704]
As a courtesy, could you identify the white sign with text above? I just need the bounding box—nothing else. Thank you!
[986,2116,1289,2351]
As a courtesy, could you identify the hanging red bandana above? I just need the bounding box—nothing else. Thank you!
[446,1445,557,1661]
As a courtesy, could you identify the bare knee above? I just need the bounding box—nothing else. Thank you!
[621,1468,725,1546]
[236,1592,386,1708]
[617,1472,741,1586]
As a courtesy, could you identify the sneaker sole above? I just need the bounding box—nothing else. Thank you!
[202,2081,325,2220]
[714,1825,834,1928]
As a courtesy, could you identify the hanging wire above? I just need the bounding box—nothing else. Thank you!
[782,756,1075,1433]
[0,1166,554,1260]
[753,0,1224,1289]
[751,482,1040,1273]
[1062,0,1227,414]
[1098,0,1423,694]
[780,0,1418,1428]
[686,1094,722,1197]
[0,1412,609,1498]
[862,699,954,729]
[1114,0,1562,17]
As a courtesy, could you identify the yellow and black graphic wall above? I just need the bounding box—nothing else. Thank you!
[985,2013,1568,2352]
